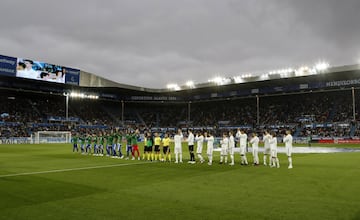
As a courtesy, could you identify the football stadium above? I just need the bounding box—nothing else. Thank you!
[0,53,360,220]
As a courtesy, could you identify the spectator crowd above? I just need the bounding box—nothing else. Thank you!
[1,89,359,139]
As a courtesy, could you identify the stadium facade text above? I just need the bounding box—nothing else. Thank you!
[326,79,360,87]
[130,96,178,101]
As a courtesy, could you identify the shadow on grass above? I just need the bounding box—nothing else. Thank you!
[0,175,101,210]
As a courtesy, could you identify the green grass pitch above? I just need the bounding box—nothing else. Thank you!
[0,143,359,220]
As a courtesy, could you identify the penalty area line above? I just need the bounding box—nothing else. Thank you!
[0,162,148,178]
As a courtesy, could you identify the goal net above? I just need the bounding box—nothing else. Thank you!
[33,131,72,144]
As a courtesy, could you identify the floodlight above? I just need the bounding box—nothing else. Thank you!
[186,81,195,88]
[69,92,99,99]
[295,66,310,76]
[208,77,223,85]
[310,68,317,74]
[233,76,243,83]
[88,95,99,99]
[299,66,309,72]
[241,74,252,78]
[268,71,279,76]
[260,73,268,80]
[213,77,223,84]
[70,92,80,97]
[166,83,180,91]
[315,62,329,71]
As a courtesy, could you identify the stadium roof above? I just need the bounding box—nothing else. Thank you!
[82,63,360,93]
[1,59,360,102]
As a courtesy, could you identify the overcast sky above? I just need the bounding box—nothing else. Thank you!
[1,0,359,88]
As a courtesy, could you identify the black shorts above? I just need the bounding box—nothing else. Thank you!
[154,145,160,152]
[163,146,170,154]
[145,146,152,152]
[189,145,194,152]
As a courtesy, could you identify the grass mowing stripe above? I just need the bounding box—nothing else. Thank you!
[0,161,148,178]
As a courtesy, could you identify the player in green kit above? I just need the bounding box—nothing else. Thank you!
[71,133,79,152]
[102,132,108,156]
[92,134,99,156]
[112,131,118,158]
[85,134,92,154]
[106,132,114,157]
[116,131,124,159]
[79,135,86,154]
[99,132,105,156]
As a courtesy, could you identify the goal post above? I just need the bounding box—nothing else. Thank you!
[33,131,72,144]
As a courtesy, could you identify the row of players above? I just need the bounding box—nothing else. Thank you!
[71,128,294,169]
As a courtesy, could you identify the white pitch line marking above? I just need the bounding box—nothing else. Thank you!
[0,162,147,178]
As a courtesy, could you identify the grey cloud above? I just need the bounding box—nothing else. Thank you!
[0,0,359,88]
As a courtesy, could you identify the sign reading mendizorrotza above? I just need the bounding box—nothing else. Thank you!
[0,54,17,77]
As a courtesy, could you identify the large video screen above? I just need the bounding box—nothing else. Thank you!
[16,58,66,83]
[0,54,80,85]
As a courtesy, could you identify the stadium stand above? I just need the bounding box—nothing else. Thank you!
[1,88,359,140]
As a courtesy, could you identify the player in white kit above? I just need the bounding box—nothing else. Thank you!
[250,133,260,165]
[195,132,205,163]
[283,130,293,169]
[269,131,280,168]
[238,130,248,165]
[263,130,271,166]
[204,131,214,165]
[220,133,229,164]
[173,129,183,163]
[228,131,235,166]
